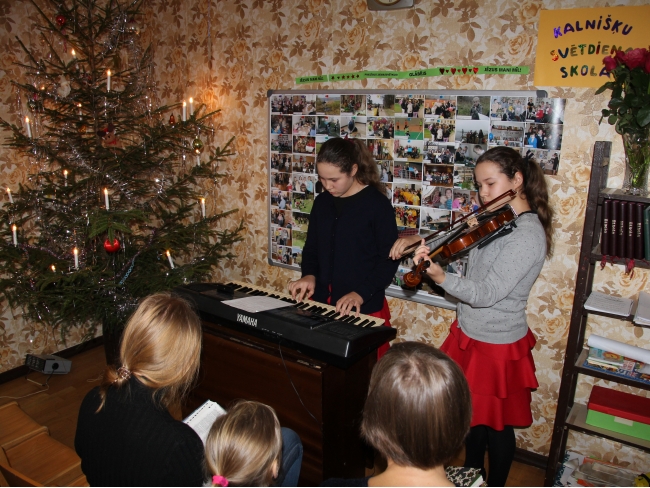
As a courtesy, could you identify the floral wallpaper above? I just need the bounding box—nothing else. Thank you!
[1,0,649,468]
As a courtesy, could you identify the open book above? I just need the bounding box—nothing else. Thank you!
[183,400,226,444]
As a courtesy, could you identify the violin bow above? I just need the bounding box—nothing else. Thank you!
[399,189,517,257]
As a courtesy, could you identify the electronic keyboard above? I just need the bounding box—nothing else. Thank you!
[173,281,396,368]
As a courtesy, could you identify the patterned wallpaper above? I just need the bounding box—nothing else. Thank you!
[1,0,649,467]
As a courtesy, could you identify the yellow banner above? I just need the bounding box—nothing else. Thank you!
[534,5,650,88]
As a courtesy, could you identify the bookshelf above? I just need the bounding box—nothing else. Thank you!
[544,141,650,486]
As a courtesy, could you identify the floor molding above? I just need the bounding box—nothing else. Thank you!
[0,337,104,385]
[514,447,548,470]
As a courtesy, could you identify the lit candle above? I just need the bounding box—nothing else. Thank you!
[104,188,110,210]
[12,224,17,246]
[166,250,175,269]
[182,101,187,122]
[71,48,76,58]
[77,103,82,116]
[189,97,194,116]
[196,155,201,166]
[51,264,56,272]
[106,70,111,92]
[63,169,68,187]
[25,116,32,138]
[73,247,79,269]
[201,198,206,218]
[6,188,13,204]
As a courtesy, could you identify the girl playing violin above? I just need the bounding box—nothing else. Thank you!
[389,146,553,486]
[289,137,399,358]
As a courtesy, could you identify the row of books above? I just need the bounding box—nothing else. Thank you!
[600,199,648,260]
[584,347,650,385]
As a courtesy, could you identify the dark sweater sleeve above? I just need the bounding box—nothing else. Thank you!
[354,196,399,304]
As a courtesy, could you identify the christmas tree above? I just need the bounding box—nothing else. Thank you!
[0,0,242,340]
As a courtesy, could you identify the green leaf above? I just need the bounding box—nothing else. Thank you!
[608,114,618,125]
[638,107,650,127]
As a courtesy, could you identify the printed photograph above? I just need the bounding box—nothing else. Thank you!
[316,116,341,136]
[425,118,456,142]
[394,95,426,118]
[270,134,292,153]
[420,206,452,232]
[315,94,341,115]
[490,123,525,147]
[393,182,423,206]
[490,96,528,122]
[340,94,366,115]
[271,114,292,134]
[454,165,477,190]
[456,120,490,145]
[293,94,317,114]
[367,117,394,139]
[455,143,486,166]
[525,123,563,150]
[366,94,396,117]
[367,139,393,160]
[292,212,310,232]
[394,205,420,229]
[424,143,455,164]
[271,171,291,191]
[393,139,424,162]
[423,164,454,187]
[341,116,367,138]
[292,115,316,136]
[525,97,566,124]
[293,135,316,154]
[424,96,457,118]
[292,193,315,214]
[378,161,393,183]
[456,96,490,120]
[394,117,424,140]
[292,155,315,173]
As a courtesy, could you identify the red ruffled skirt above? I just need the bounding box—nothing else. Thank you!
[440,320,538,430]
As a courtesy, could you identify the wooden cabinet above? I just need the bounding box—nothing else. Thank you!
[544,141,650,485]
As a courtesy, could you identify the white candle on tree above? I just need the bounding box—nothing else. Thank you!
[182,101,187,122]
[25,116,32,138]
[12,224,17,246]
[189,97,194,116]
[106,70,111,91]
[201,198,206,218]
[104,188,110,210]
[166,250,175,269]
[6,188,13,204]
[73,247,79,269]
[63,169,68,187]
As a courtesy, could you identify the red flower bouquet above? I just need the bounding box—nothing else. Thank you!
[597,48,650,194]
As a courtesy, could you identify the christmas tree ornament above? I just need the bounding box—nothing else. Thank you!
[103,238,121,253]
[169,114,175,126]
[57,75,71,97]
[126,17,140,34]
[55,14,66,27]
[192,138,204,154]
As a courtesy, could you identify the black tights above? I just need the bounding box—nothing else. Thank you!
[463,425,515,487]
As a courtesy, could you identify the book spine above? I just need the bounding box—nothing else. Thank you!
[626,202,635,259]
[635,203,645,260]
[602,199,612,256]
[611,199,620,257]
[643,205,650,260]
[617,200,627,258]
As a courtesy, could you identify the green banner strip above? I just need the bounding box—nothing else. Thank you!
[295,66,529,84]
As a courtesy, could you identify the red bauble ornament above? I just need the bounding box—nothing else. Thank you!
[55,14,66,27]
[103,238,121,253]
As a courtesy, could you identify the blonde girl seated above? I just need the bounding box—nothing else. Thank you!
[206,401,282,487]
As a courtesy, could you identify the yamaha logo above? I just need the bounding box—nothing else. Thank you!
[236,313,258,327]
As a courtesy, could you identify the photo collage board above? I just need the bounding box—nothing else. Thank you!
[268,91,564,299]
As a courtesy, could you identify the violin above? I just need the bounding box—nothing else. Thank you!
[402,204,518,288]
[398,190,517,258]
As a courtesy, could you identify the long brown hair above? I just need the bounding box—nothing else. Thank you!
[476,146,554,257]
[96,293,203,411]
[361,342,471,469]
[316,137,382,191]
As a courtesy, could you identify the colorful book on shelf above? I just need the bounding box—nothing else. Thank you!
[582,356,650,386]
[587,347,625,368]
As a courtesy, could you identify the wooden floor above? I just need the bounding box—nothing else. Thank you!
[0,344,545,486]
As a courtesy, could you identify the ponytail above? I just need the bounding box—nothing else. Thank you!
[317,138,382,191]
[476,147,554,257]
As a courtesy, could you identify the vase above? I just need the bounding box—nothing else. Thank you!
[622,132,650,195]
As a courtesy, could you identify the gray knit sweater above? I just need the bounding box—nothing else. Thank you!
[440,212,546,344]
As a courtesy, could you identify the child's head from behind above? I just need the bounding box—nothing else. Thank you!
[361,342,471,470]
[206,401,282,487]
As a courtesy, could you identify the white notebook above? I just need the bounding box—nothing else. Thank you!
[583,291,633,316]
[183,400,226,444]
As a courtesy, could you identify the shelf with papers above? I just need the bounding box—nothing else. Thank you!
[574,349,650,391]
[566,403,650,453]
